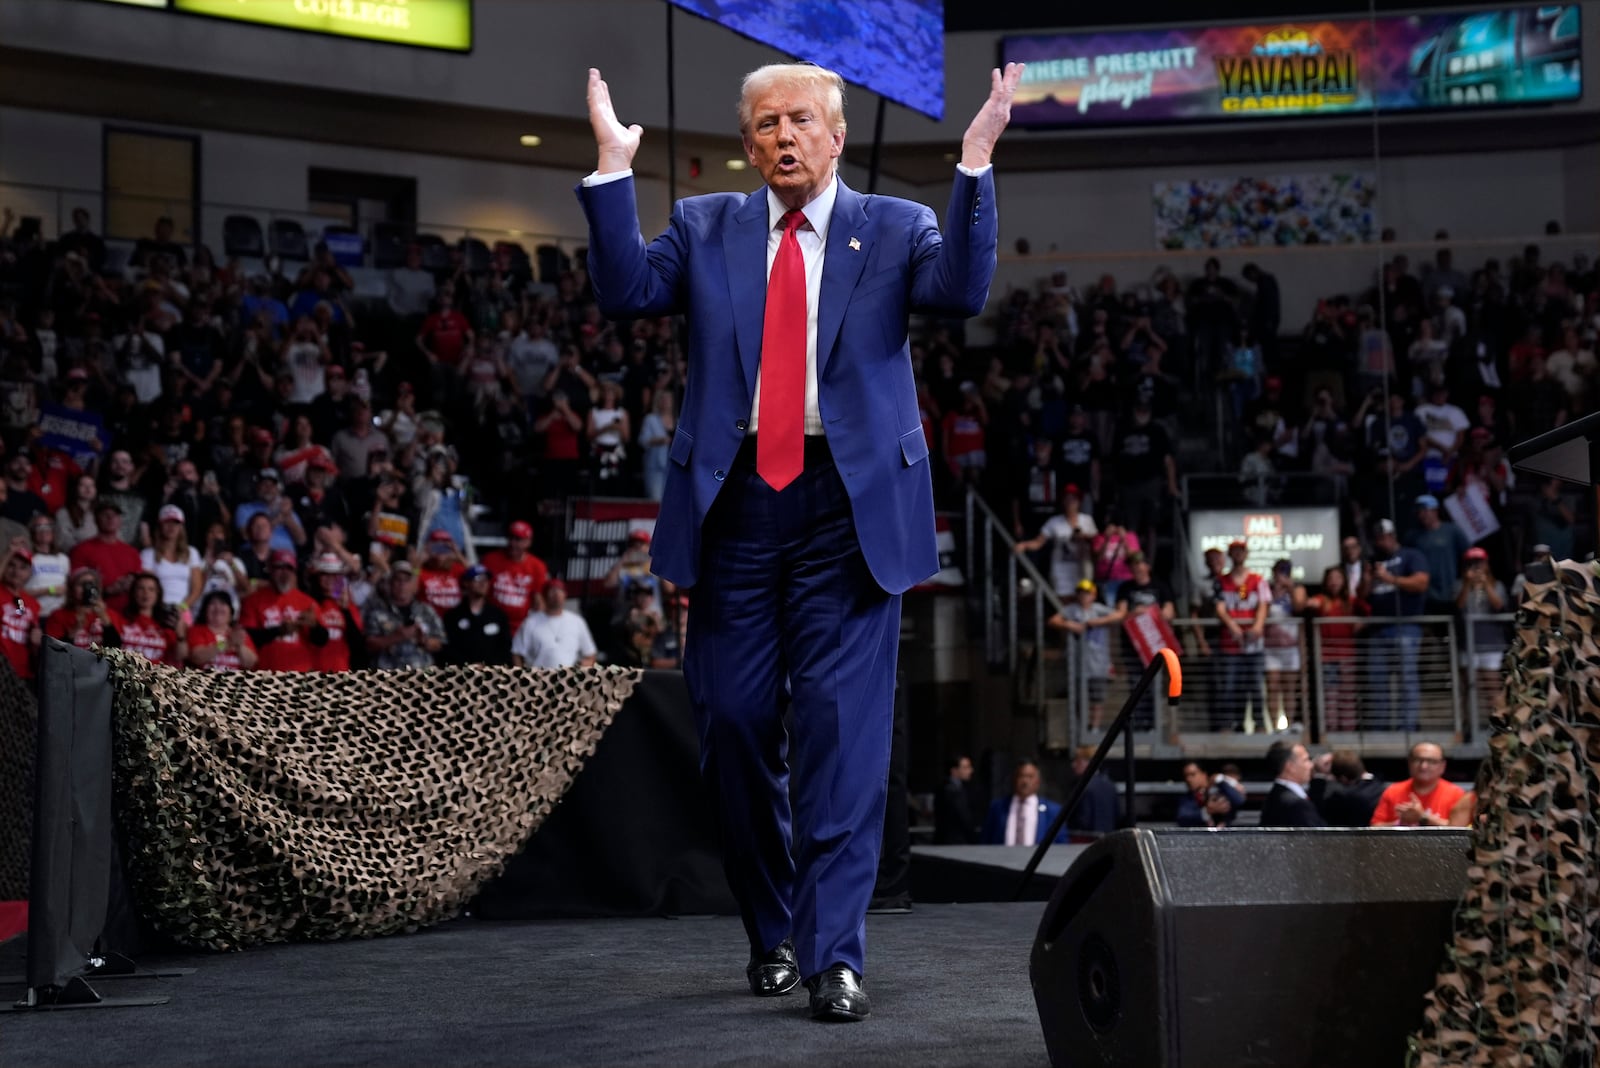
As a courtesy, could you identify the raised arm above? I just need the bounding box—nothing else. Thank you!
[577,68,687,319]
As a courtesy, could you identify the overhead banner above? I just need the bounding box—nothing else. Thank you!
[1003,5,1580,126]
[172,0,473,51]
[1188,508,1340,587]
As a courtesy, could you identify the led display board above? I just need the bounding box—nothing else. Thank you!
[1003,5,1579,126]
[172,0,472,52]
[667,0,945,121]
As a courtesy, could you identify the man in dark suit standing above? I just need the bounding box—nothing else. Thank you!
[1260,741,1326,828]
[981,761,1068,845]
[934,754,981,844]
[579,61,1024,1021]
[1319,750,1387,827]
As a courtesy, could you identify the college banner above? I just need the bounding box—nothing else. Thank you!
[1188,507,1341,587]
[1123,607,1180,667]
[1004,5,1580,127]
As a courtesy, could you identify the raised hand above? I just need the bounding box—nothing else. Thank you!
[588,68,643,175]
[961,62,1025,170]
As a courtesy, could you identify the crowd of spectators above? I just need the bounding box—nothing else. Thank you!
[0,206,696,681]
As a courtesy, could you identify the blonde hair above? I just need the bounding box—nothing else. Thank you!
[738,64,847,136]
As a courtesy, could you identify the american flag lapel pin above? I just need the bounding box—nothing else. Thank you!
[849,236,861,251]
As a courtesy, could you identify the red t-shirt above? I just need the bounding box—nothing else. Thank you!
[1,588,41,679]
[420,310,471,366]
[187,624,256,672]
[942,411,985,459]
[120,614,181,666]
[239,586,320,672]
[311,599,361,673]
[69,538,143,612]
[1308,595,1367,660]
[1218,570,1266,654]
[1370,778,1466,826]
[44,605,126,650]
[544,412,580,461]
[419,563,464,616]
[28,450,81,514]
[482,550,549,631]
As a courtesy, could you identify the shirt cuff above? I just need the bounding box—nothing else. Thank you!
[955,163,993,178]
[582,169,633,187]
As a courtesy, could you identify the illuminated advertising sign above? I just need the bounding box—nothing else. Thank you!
[172,0,472,52]
[1188,508,1341,587]
[1003,4,1580,126]
[88,0,169,6]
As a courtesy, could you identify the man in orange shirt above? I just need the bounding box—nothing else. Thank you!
[482,520,548,632]
[1370,742,1464,827]
[239,550,319,672]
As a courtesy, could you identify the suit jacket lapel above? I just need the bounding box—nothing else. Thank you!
[725,190,769,400]
[816,181,871,379]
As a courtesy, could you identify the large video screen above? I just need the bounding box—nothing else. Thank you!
[1003,4,1580,127]
[172,0,472,52]
[667,0,945,121]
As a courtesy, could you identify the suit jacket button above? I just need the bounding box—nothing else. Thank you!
[714,469,726,481]
[735,419,747,432]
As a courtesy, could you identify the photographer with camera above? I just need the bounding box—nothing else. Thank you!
[120,572,186,666]
[1176,760,1244,828]
[44,567,124,651]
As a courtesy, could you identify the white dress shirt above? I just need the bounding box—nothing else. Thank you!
[1005,794,1039,846]
[581,164,992,439]
[1273,778,1309,800]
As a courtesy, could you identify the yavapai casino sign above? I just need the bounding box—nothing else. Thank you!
[1003,5,1579,127]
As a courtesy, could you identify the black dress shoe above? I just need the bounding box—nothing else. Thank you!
[805,965,870,1021]
[746,939,800,997]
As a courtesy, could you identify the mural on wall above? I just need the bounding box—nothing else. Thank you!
[1152,172,1377,249]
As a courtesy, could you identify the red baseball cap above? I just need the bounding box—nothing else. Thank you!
[427,529,454,544]
[509,521,533,539]
[1464,546,1489,561]
[1063,483,1082,498]
[628,529,651,544]
[269,549,298,569]
[544,578,566,594]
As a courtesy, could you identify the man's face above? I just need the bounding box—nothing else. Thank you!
[1409,745,1445,788]
[109,451,133,480]
[1285,745,1313,787]
[271,564,296,593]
[742,83,844,208]
[1375,532,1398,557]
[1131,560,1151,585]
[953,757,972,782]
[257,478,279,503]
[6,454,29,482]
[4,556,30,589]
[545,586,566,613]
[1342,537,1361,562]
[389,573,416,605]
[1182,764,1208,793]
[1228,545,1248,569]
[1013,763,1040,798]
[95,508,121,536]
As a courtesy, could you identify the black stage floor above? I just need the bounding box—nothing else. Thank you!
[1,903,1050,1068]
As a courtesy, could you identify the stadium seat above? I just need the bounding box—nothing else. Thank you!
[223,214,266,259]
[535,243,571,285]
[372,221,411,270]
[268,219,311,262]
[459,236,491,274]
[415,233,451,273]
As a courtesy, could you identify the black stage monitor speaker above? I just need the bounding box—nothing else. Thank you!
[1030,827,1470,1068]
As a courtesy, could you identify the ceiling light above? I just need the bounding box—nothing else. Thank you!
[519,134,542,147]
[943,152,957,162]
[725,159,748,171]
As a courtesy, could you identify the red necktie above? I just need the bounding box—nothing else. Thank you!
[757,210,807,491]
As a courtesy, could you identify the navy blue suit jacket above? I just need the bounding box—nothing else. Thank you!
[981,796,1068,846]
[575,171,998,593]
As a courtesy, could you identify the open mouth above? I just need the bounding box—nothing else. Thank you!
[777,154,799,171]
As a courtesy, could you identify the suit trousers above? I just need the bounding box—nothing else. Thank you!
[684,436,900,979]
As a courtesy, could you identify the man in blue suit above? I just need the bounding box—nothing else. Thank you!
[981,760,1069,846]
[579,60,1023,1021]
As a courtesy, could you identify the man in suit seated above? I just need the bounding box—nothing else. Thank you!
[1066,744,1119,834]
[1260,741,1326,827]
[1318,750,1387,827]
[934,753,981,844]
[982,760,1068,846]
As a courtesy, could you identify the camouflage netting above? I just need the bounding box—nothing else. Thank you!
[1410,561,1600,1068]
[104,651,639,950]
[0,660,37,902]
